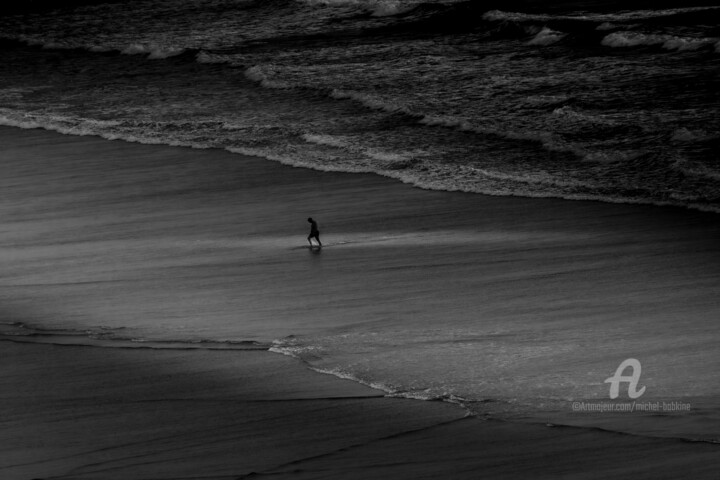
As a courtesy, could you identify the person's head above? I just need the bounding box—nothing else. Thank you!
[307,217,313,223]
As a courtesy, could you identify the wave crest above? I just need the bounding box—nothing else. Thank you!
[121,43,186,59]
[244,66,294,89]
[601,32,718,52]
[527,27,566,46]
[483,6,720,24]
[295,0,417,16]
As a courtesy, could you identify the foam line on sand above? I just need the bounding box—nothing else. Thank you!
[2,340,719,480]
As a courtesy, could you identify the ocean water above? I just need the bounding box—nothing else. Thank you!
[1,0,720,447]
[1,0,719,210]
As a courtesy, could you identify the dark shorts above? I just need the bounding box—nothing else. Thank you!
[309,231,320,238]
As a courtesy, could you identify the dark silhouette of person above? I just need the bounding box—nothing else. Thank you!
[307,217,322,248]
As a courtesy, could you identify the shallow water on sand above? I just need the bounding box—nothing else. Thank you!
[1,127,719,443]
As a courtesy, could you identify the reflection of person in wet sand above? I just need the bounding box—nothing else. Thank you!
[307,217,322,248]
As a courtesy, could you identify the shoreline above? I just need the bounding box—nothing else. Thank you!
[3,320,718,446]
[2,120,720,216]
[1,125,719,477]
[3,338,720,479]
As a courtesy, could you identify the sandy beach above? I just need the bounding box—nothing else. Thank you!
[1,126,719,479]
[3,341,719,479]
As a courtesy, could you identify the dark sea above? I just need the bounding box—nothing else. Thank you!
[1,0,719,211]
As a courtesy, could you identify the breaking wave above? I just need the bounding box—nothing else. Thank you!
[602,31,719,51]
[483,6,720,24]
[121,43,187,59]
[527,27,566,46]
[295,0,425,16]
[0,0,718,214]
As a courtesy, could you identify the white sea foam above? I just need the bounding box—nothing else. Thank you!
[41,40,74,50]
[121,43,186,59]
[421,114,587,159]
[227,136,720,213]
[0,88,34,102]
[0,109,205,150]
[269,346,464,404]
[310,365,473,406]
[309,366,399,395]
[10,35,65,49]
[582,150,640,164]
[240,65,619,174]
[88,45,114,53]
[483,7,720,24]
[0,110,668,209]
[482,10,547,22]
[225,146,371,174]
[363,150,412,163]
[147,48,186,60]
[660,36,716,52]
[242,65,596,166]
[552,105,617,125]
[10,36,77,50]
[472,167,592,188]
[419,115,473,130]
[296,0,418,16]
[297,0,362,5]
[596,22,617,31]
[330,89,413,115]
[120,44,146,55]
[14,35,46,46]
[0,112,42,129]
[601,32,718,51]
[7,32,185,57]
[527,27,566,46]
[2,107,718,214]
[303,133,419,168]
[302,133,350,148]
[196,51,230,64]
[671,128,713,143]
[244,66,294,89]
[371,1,415,17]
[522,95,571,106]
[676,164,720,182]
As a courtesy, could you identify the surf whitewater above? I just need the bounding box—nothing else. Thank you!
[0,0,719,211]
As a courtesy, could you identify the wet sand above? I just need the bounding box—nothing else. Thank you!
[1,126,719,478]
[2,341,719,479]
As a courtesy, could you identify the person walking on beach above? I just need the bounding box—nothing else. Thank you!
[307,217,322,248]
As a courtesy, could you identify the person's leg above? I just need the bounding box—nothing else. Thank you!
[307,235,314,246]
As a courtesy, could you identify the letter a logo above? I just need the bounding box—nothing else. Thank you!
[604,358,646,399]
